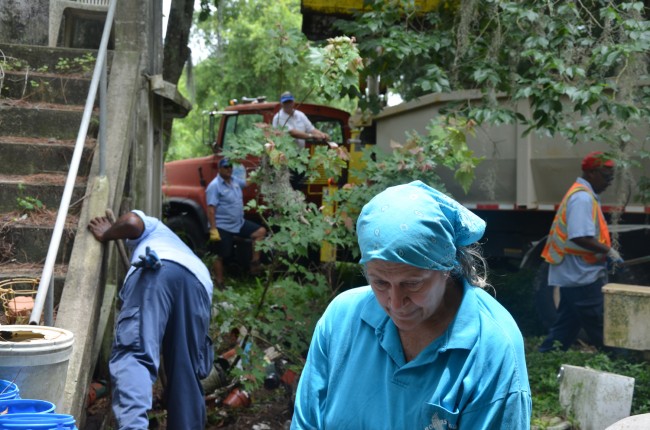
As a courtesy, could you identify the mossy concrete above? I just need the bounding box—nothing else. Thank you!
[559,364,634,430]
[604,283,650,351]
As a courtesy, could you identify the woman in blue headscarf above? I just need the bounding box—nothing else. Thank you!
[291,181,532,430]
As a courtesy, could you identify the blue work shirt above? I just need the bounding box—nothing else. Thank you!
[205,174,246,233]
[548,177,608,287]
[291,282,531,430]
[125,210,213,298]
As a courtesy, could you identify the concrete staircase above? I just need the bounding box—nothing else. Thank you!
[0,43,100,318]
[0,35,158,424]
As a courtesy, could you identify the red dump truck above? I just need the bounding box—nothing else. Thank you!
[162,98,353,255]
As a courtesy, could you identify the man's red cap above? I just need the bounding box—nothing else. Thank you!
[581,151,615,171]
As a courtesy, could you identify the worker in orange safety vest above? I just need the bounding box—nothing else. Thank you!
[538,151,623,352]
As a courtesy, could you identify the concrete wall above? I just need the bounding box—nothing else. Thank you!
[0,0,49,45]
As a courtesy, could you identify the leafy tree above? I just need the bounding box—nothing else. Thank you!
[335,0,650,207]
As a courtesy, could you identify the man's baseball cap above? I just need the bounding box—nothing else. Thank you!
[219,158,232,168]
[582,151,615,171]
[280,92,294,103]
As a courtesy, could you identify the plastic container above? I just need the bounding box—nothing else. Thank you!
[0,326,74,410]
[0,399,56,414]
[0,381,20,401]
[0,413,77,429]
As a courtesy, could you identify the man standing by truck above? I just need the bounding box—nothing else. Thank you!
[206,158,266,288]
[272,91,331,189]
[538,151,623,352]
[272,91,331,148]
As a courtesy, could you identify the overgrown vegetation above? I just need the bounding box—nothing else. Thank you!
[15,184,44,214]
[54,52,95,75]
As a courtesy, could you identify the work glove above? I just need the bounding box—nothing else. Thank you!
[132,246,162,270]
[209,228,221,242]
[606,247,624,270]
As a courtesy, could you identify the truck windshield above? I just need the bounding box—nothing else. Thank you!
[222,113,264,150]
[310,119,343,144]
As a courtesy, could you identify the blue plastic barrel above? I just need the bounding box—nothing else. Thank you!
[0,381,19,401]
[0,413,77,429]
[0,399,55,414]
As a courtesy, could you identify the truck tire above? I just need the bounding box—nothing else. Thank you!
[166,215,207,257]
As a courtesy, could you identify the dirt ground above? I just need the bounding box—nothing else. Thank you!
[205,387,293,430]
[84,382,293,430]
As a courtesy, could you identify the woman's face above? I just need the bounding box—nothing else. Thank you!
[366,260,450,333]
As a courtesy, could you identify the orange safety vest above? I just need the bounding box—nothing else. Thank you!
[542,182,611,265]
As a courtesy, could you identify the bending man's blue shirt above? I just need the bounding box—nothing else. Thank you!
[125,210,213,298]
[291,283,532,429]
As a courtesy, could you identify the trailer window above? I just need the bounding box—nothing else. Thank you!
[222,114,264,150]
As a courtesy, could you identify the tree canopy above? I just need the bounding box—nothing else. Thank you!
[168,0,650,203]
[337,1,650,146]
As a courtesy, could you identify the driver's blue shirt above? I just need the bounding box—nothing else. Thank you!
[206,174,246,233]
[291,282,531,430]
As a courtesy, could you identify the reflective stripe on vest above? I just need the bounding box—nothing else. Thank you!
[541,182,611,265]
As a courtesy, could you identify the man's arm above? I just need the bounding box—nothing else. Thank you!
[571,236,610,254]
[572,236,622,263]
[207,204,222,242]
[289,128,330,141]
[208,205,217,230]
[88,212,144,243]
[290,111,330,141]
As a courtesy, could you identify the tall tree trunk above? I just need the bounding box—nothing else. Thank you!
[163,0,194,84]
[161,0,195,155]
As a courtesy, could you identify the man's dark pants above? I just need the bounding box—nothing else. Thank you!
[538,277,606,352]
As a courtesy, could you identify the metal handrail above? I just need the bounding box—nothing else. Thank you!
[29,0,117,325]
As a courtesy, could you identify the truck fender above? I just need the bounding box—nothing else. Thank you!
[162,197,209,235]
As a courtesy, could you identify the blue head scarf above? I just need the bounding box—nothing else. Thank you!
[357,181,486,271]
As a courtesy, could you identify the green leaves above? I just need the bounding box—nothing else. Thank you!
[307,36,364,101]
[336,0,650,152]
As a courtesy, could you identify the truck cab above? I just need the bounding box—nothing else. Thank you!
[162,98,352,254]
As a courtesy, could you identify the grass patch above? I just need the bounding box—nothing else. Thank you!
[525,336,650,427]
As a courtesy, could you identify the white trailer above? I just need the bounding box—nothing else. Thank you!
[373,89,650,260]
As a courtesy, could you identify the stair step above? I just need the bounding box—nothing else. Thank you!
[0,136,95,176]
[0,100,96,140]
[1,70,93,105]
[0,43,112,77]
[0,211,78,264]
[0,173,87,214]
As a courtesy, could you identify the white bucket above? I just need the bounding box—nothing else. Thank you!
[0,325,74,411]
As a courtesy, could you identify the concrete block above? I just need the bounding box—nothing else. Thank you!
[559,364,635,430]
[603,283,650,350]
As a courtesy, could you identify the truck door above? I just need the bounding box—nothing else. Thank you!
[304,116,347,201]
